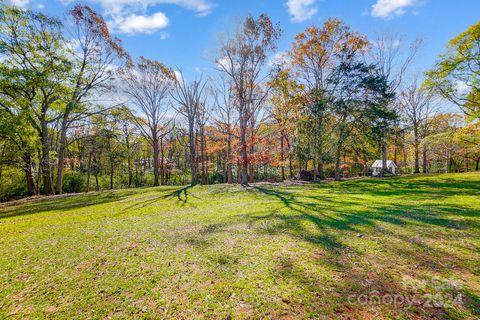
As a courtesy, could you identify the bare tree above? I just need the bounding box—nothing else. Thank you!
[56,5,130,194]
[196,98,211,185]
[369,32,423,173]
[171,71,208,185]
[247,86,269,182]
[399,77,438,173]
[216,14,282,185]
[120,57,174,186]
[213,77,237,184]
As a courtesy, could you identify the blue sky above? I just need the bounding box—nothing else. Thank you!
[10,0,480,80]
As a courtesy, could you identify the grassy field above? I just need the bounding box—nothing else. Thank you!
[0,173,479,319]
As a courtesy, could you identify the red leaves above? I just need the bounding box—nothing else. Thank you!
[70,5,131,66]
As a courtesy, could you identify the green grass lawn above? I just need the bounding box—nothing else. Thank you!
[0,173,479,319]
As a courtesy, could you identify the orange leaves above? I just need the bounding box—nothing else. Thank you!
[70,5,131,66]
[290,18,369,71]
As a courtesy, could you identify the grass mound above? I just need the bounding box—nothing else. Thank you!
[0,173,479,319]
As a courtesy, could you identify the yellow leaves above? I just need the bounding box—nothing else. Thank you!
[290,18,368,72]
[448,20,480,48]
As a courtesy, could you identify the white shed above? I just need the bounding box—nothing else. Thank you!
[371,160,397,176]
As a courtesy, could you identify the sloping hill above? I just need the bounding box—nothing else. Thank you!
[1,173,479,319]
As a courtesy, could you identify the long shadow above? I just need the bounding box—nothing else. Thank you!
[252,186,349,252]
[0,191,130,221]
[246,182,479,316]
[332,174,480,198]
[253,184,479,233]
[120,187,181,212]
[249,183,479,267]
[164,184,194,204]
[253,186,296,210]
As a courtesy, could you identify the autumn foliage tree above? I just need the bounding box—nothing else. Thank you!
[289,18,368,179]
[268,67,304,180]
[120,57,175,187]
[216,14,282,185]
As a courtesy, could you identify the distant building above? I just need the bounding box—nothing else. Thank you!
[371,160,397,176]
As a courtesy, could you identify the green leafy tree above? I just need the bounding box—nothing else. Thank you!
[425,21,480,119]
[0,4,71,194]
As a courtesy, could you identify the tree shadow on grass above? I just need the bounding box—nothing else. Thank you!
[164,185,195,205]
[0,191,130,221]
[119,185,196,212]
[252,184,479,244]
[245,184,480,317]
[331,174,480,198]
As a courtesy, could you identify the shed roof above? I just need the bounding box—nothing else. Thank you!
[371,160,397,168]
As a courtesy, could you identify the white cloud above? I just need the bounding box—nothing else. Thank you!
[112,12,169,34]
[285,0,318,23]
[60,0,212,35]
[174,70,183,82]
[61,0,212,16]
[269,51,291,67]
[371,0,420,19]
[216,56,232,71]
[10,0,29,9]
[159,31,169,40]
[455,81,470,95]
[65,38,81,52]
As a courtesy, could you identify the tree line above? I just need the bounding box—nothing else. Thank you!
[0,3,479,200]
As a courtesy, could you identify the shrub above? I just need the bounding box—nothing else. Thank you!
[62,174,86,193]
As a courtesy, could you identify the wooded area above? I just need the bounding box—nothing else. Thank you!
[0,3,479,201]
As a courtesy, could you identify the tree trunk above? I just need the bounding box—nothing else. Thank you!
[135,158,138,186]
[393,142,398,165]
[126,135,132,188]
[36,151,42,195]
[0,147,3,184]
[314,112,325,180]
[248,142,254,183]
[445,148,449,174]
[226,130,233,184]
[56,118,68,194]
[422,144,427,174]
[363,154,368,176]
[280,133,285,181]
[240,117,248,185]
[22,153,36,196]
[475,157,480,171]
[237,157,242,183]
[86,151,92,192]
[465,150,469,172]
[188,121,197,185]
[317,120,325,180]
[110,158,114,189]
[334,124,346,181]
[381,141,388,176]
[40,132,54,195]
[289,158,293,179]
[200,126,207,185]
[153,136,160,187]
[334,145,342,181]
[160,137,165,185]
[413,142,420,174]
[95,173,99,191]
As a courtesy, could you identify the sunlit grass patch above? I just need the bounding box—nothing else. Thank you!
[0,173,479,319]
